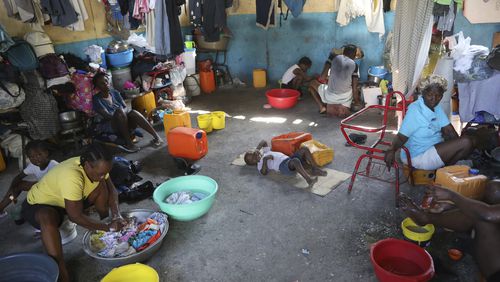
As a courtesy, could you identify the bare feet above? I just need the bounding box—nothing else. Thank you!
[311,167,327,176]
[319,107,326,114]
[398,194,429,226]
[307,176,318,188]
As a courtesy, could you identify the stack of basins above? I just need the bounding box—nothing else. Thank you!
[106,40,134,92]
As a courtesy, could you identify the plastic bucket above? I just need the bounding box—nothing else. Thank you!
[371,238,434,282]
[110,66,132,92]
[253,68,267,88]
[197,114,213,133]
[211,111,226,130]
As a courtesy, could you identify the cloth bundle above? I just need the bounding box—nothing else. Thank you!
[165,191,207,205]
[90,212,167,258]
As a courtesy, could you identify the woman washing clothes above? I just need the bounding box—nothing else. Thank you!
[92,72,163,151]
[21,144,127,282]
[384,75,476,171]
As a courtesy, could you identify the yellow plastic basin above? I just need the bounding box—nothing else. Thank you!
[101,263,159,282]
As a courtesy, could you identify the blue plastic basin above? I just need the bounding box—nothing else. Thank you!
[0,253,59,282]
[106,49,133,68]
[153,175,218,221]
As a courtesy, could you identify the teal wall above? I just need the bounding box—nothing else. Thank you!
[53,11,499,82]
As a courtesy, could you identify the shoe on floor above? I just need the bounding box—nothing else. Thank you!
[59,219,77,245]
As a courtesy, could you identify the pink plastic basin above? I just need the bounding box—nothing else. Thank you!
[265,89,300,109]
[371,238,434,282]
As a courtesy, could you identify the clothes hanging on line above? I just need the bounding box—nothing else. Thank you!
[202,0,231,42]
[66,0,88,31]
[256,0,277,30]
[40,0,79,27]
[166,0,184,55]
[336,0,385,36]
[282,0,305,18]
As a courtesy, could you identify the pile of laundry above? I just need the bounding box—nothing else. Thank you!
[89,212,167,258]
[164,191,207,205]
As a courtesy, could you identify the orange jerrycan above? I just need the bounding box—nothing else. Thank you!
[167,127,208,161]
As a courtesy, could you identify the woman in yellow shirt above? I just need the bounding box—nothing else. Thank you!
[21,144,126,282]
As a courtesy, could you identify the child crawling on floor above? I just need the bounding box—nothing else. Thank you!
[244,140,327,188]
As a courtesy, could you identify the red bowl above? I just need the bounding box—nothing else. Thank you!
[371,238,434,282]
[265,89,300,109]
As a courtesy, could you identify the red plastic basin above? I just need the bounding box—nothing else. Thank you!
[265,89,300,109]
[371,238,434,282]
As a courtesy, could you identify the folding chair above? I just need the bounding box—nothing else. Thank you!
[340,91,413,206]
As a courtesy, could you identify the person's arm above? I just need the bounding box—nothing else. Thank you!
[430,185,500,223]
[260,155,273,175]
[384,133,409,169]
[441,124,459,141]
[292,68,314,82]
[256,140,268,150]
[104,177,122,220]
[9,172,27,190]
[351,76,360,104]
[320,51,336,80]
[64,199,110,231]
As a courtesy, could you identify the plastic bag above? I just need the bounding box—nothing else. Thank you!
[127,33,149,49]
[451,32,489,74]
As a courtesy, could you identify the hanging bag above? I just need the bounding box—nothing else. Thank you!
[39,54,70,79]
[0,80,25,110]
[5,39,39,72]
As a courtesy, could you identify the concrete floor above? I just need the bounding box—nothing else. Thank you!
[0,87,477,281]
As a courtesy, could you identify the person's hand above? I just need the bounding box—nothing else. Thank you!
[427,185,456,202]
[384,149,395,171]
[264,155,274,161]
[107,216,127,232]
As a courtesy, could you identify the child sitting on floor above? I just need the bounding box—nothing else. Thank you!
[281,57,315,91]
[0,140,58,218]
[244,140,327,188]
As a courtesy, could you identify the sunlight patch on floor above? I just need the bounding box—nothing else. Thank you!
[292,119,303,125]
[249,117,287,124]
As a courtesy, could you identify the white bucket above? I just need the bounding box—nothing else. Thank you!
[184,74,201,97]
[182,49,196,76]
[110,67,132,92]
[362,86,382,107]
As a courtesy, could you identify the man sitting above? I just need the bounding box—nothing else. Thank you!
[400,180,500,281]
[308,44,361,117]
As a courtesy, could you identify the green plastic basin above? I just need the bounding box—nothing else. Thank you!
[153,175,218,221]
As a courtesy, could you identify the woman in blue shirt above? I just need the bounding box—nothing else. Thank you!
[92,72,163,151]
[384,75,475,170]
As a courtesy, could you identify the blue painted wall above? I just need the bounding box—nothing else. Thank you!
[224,12,394,83]
[53,10,499,82]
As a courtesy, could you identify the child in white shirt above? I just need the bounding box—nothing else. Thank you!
[244,140,327,188]
[0,140,58,217]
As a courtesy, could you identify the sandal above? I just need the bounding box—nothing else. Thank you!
[319,109,326,114]
[150,138,164,148]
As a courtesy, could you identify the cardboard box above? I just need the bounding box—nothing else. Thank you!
[434,165,487,199]
[464,0,500,24]
[493,32,500,48]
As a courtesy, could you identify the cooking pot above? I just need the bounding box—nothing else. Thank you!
[59,111,79,123]
[107,40,130,54]
[368,66,388,84]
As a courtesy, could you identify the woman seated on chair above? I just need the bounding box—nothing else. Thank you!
[384,75,476,171]
[92,72,163,151]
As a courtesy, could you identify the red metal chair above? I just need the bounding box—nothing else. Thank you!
[340,91,413,205]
